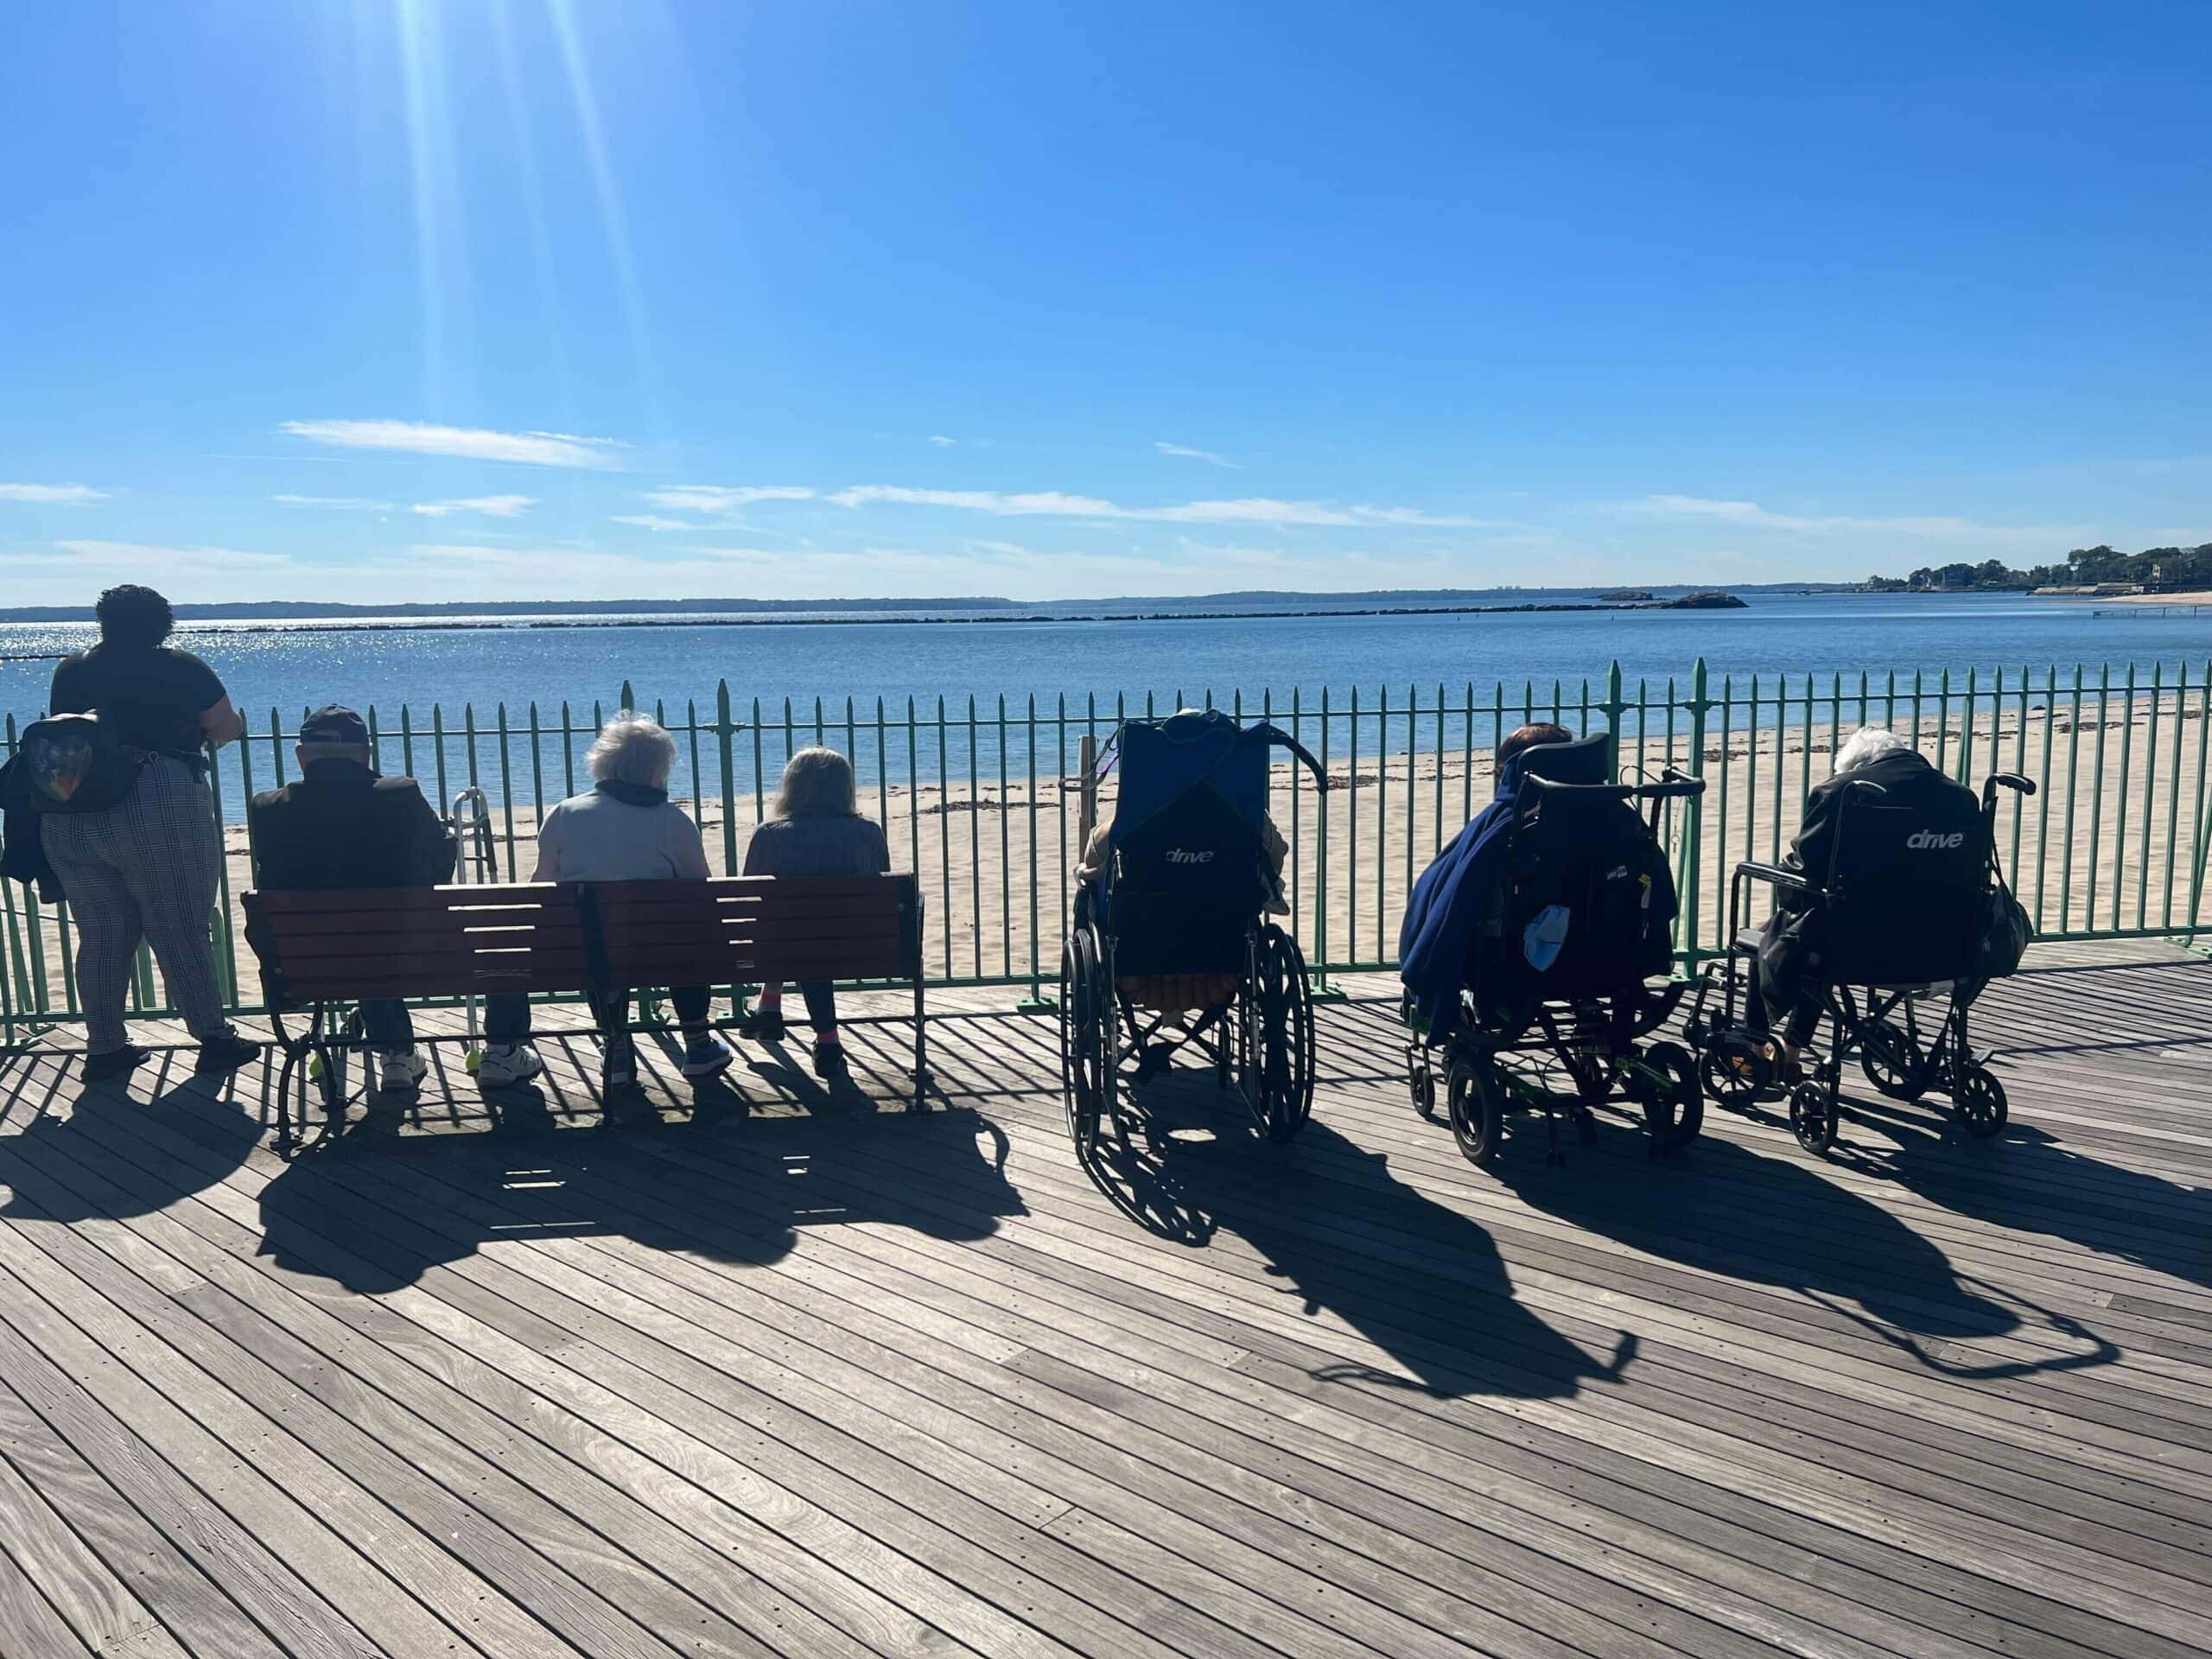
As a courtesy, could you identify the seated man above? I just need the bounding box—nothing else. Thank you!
[1399,721,1573,1043]
[1754,726,1982,1075]
[246,704,527,1092]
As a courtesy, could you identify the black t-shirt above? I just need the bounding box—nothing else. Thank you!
[48,645,227,756]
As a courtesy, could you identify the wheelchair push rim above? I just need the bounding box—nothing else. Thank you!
[1241,922,1315,1142]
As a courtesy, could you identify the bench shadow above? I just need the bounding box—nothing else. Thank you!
[1079,1076,1638,1402]
[1496,1116,2120,1381]
[256,1102,1022,1295]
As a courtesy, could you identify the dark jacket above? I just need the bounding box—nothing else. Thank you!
[1397,748,1538,1046]
[249,760,454,892]
[1757,746,1977,1008]
[0,755,60,902]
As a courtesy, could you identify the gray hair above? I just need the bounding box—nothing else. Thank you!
[774,746,858,817]
[587,711,677,789]
[1834,726,1910,775]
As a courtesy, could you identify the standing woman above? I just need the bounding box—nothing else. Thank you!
[43,586,258,1080]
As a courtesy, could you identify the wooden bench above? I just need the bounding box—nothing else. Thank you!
[243,873,927,1151]
[588,874,928,1096]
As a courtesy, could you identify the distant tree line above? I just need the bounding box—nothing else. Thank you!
[1862,543,2212,593]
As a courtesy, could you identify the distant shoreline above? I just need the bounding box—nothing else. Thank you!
[0,594,1743,659]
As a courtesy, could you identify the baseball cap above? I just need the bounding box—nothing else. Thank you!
[299,704,371,746]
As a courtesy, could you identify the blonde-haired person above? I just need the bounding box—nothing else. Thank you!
[479,712,732,1108]
[740,747,889,1077]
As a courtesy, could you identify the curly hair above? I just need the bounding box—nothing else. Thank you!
[773,747,858,817]
[586,712,677,789]
[94,584,175,649]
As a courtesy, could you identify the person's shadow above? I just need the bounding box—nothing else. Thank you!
[256,1102,1023,1295]
[1842,1103,2212,1299]
[1495,1124,2118,1382]
[0,1049,265,1228]
[1080,1075,1637,1400]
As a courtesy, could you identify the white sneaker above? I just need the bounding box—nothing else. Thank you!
[477,1043,544,1088]
[378,1049,429,1093]
[680,1036,734,1079]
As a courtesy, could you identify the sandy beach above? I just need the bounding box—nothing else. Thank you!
[5,689,2209,1027]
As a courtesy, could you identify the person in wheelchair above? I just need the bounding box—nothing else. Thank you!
[1400,723,1705,1167]
[1751,727,1970,1079]
[1690,724,2032,1154]
[1059,709,1325,1153]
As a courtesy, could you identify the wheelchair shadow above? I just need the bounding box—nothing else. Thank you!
[256,1103,1021,1295]
[1080,1084,1638,1401]
[1842,1104,2212,1298]
[1497,1131,2120,1382]
[0,1049,266,1225]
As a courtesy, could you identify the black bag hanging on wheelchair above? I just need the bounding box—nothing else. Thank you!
[16,712,149,815]
[1506,790,1678,1000]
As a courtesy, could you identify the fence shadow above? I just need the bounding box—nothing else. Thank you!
[0,1051,266,1225]
[1080,1084,1637,1401]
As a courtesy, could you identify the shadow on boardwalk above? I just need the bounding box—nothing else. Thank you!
[256,1102,1026,1294]
[1081,1085,1638,1402]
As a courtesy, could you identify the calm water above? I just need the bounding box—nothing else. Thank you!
[0,594,2201,809]
[0,594,2198,727]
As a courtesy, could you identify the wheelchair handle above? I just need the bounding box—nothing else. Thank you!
[1984,772,2036,804]
[1734,859,1813,893]
[1520,773,1707,803]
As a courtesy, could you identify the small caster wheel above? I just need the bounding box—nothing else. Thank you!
[1955,1065,2007,1138]
[1409,1065,1437,1121]
[1789,1078,1838,1155]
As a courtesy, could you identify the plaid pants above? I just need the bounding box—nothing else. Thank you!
[41,755,232,1052]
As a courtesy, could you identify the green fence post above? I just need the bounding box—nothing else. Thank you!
[1678,658,1710,969]
[1600,661,1624,781]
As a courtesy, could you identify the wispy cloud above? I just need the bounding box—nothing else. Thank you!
[0,483,107,505]
[611,513,706,532]
[52,540,293,571]
[929,435,957,448]
[1155,441,1236,468]
[410,493,536,519]
[1631,494,2088,544]
[273,493,395,510]
[640,485,817,515]
[280,419,626,468]
[824,485,1488,529]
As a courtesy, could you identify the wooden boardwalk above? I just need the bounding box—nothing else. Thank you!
[0,941,2205,1658]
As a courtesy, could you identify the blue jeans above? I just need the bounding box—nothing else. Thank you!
[359,995,534,1053]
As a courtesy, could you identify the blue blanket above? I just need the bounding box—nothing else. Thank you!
[1398,749,1534,1045]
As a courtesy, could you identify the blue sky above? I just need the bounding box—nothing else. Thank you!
[3,0,2208,604]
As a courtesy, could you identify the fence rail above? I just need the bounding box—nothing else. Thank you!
[6,657,2210,1043]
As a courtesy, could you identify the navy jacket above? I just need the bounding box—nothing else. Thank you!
[1398,750,1536,1045]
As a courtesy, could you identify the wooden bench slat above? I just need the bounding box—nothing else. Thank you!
[251,883,575,915]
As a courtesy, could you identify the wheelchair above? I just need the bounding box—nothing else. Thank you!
[1060,710,1326,1155]
[1403,734,1708,1169]
[1685,769,2034,1156]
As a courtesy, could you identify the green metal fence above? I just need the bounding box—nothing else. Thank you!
[6,657,2210,1043]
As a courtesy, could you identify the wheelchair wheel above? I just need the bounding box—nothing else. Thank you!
[1955,1065,2007,1138]
[1858,1020,1928,1102]
[1446,1054,1506,1167]
[1697,1031,1769,1112]
[1245,923,1315,1141]
[1788,1078,1839,1156]
[1633,1040,1703,1154]
[1059,931,1114,1155]
[1408,1057,1438,1121]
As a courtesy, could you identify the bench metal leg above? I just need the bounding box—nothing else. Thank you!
[910,977,931,1111]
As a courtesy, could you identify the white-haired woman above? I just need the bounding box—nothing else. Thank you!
[740,747,889,1077]
[478,712,731,1103]
[1755,725,1929,1074]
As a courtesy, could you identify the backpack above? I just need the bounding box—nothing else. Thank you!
[16,712,149,814]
